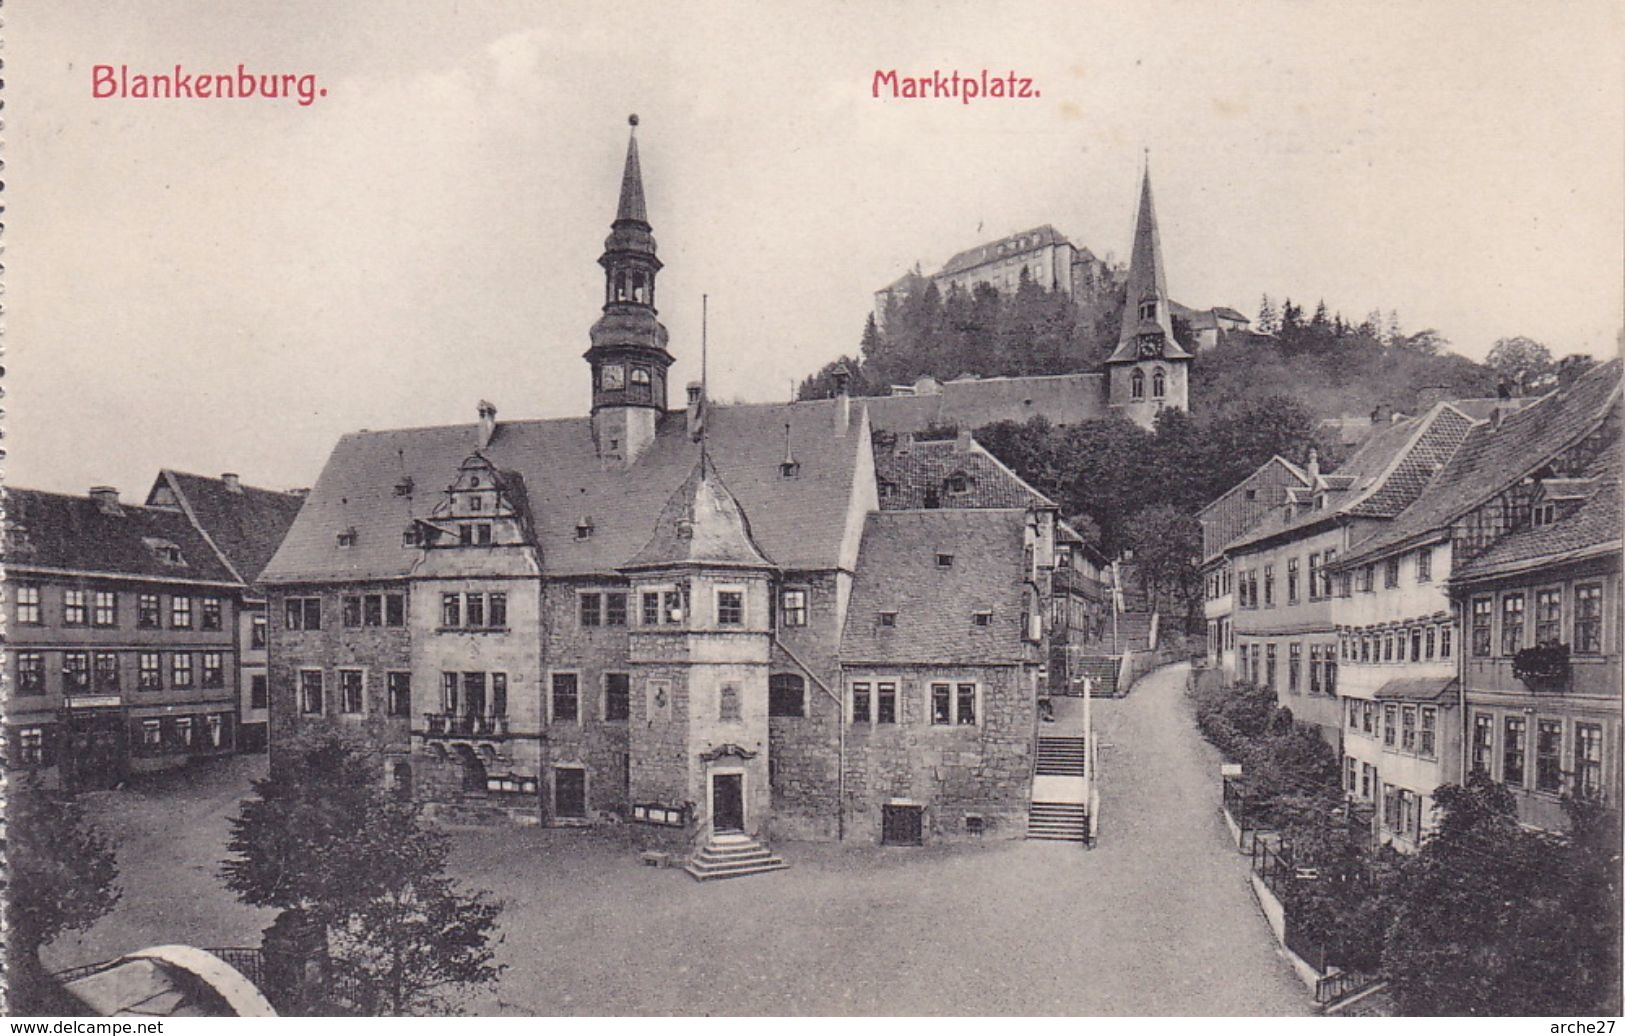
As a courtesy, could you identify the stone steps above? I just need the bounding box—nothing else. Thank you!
[684,835,790,881]
[1035,736,1088,777]
[1026,801,1088,843]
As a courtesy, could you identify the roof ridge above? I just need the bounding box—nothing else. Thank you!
[155,470,249,586]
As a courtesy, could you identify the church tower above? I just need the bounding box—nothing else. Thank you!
[587,115,674,466]
[1106,164,1192,429]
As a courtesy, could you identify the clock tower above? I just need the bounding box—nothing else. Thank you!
[587,115,674,466]
[1106,163,1191,429]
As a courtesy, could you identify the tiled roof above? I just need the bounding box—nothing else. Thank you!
[3,487,240,584]
[873,436,1055,511]
[1453,452,1622,582]
[259,399,869,584]
[938,225,1070,278]
[859,373,1107,433]
[840,509,1029,665]
[151,471,306,584]
[1339,360,1622,567]
[624,461,775,570]
[1374,676,1458,702]
[1347,405,1476,517]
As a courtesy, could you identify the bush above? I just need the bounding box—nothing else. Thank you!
[1188,679,1279,760]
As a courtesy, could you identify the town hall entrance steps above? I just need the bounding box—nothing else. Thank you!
[1028,703,1090,842]
[684,832,789,881]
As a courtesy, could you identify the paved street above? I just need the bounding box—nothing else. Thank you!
[44,662,1308,1015]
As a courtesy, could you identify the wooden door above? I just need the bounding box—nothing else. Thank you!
[712,773,744,832]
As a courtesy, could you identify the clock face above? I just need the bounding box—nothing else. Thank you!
[1138,338,1163,359]
[601,364,625,390]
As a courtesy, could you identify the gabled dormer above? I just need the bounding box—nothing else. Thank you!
[414,453,534,549]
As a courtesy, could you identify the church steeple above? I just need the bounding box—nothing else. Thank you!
[587,115,674,466]
[1106,159,1192,428]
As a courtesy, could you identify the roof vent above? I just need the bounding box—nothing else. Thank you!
[477,400,498,449]
[222,473,242,493]
[89,486,122,516]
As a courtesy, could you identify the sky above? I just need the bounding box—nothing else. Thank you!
[10,0,1623,497]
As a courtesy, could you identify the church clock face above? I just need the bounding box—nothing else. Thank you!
[601,363,625,390]
[1137,338,1163,359]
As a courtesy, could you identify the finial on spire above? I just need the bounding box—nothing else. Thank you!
[629,113,639,129]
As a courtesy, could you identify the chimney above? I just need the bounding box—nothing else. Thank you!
[222,473,242,494]
[686,381,703,440]
[1306,448,1320,481]
[832,362,851,437]
[90,486,122,515]
[895,431,914,457]
[477,400,498,450]
[955,429,975,453]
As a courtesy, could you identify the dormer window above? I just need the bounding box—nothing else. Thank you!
[337,528,358,548]
[576,516,594,540]
[973,610,993,626]
[948,475,968,494]
[780,461,801,479]
[1139,299,1157,321]
[878,611,897,627]
[1532,502,1556,526]
[469,496,483,512]
[402,524,421,548]
[394,477,414,497]
[936,553,954,568]
[143,537,186,566]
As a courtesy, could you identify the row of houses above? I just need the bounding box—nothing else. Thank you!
[5,473,304,788]
[1199,358,1622,842]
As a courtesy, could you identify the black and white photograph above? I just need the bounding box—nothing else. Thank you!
[4,0,1623,1021]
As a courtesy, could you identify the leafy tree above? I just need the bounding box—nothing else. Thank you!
[1123,502,1202,621]
[223,733,504,1014]
[1486,335,1554,389]
[4,775,121,1013]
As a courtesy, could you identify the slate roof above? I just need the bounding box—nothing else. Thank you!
[259,399,869,584]
[1453,455,1622,583]
[624,461,776,570]
[860,373,1107,433]
[1374,676,1458,702]
[1338,360,1622,567]
[3,488,240,585]
[149,471,306,585]
[873,436,1055,511]
[840,509,1029,665]
[1106,169,1192,364]
[938,225,1070,278]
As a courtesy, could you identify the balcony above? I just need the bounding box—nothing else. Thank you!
[424,712,510,738]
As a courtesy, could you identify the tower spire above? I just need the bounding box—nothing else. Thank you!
[616,114,649,225]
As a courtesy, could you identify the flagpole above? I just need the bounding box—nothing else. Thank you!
[700,293,709,471]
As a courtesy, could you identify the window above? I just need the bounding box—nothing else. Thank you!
[202,652,224,688]
[386,593,406,627]
[343,595,363,627]
[851,681,872,723]
[1361,763,1373,800]
[1472,713,1494,774]
[1152,368,1166,398]
[92,590,119,627]
[175,717,194,747]
[579,593,601,627]
[664,590,684,623]
[1360,636,1370,663]
[1419,706,1437,758]
[1322,548,1338,597]
[551,673,579,723]
[1263,565,1274,607]
[931,683,952,724]
[1425,626,1436,660]
[1344,756,1357,791]
[1533,502,1556,526]
[136,592,161,629]
[362,594,384,627]
[441,672,459,713]
[719,684,741,722]
[1384,557,1400,589]
[605,673,630,721]
[1500,593,1525,655]
[1309,644,1322,694]
[16,727,45,765]
[251,613,268,648]
[138,652,162,690]
[1503,716,1527,787]
[1535,588,1562,646]
[1383,633,1394,662]
[717,590,743,626]
[781,589,807,628]
[300,671,324,714]
[171,653,194,688]
[16,651,45,694]
[605,592,628,627]
[1576,723,1604,799]
[1306,554,1320,601]
[488,593,506,628]
[1130,368,1145,399]
[170,595,193,629]
[1287,643,1301,693]
[251,674,269,709]
[876,681,898,724]
[285,596,322,630]
[460,672,488,715]
[64,589,88,626]
[1410,627,1422,662]
[200,597,223,631]
[1286,558,1300,604]
[1575,584,1604,654]
[1325,653,1338,694]
[1383,703,1397,747]
[1415,548,1432,583]
[442,593,462,628]
[642,591,661,625]
[1536,720,1563,792]
[491,673,507,717]
[1401,705,1417,752]
[1362,700,1375,735]
[466,593,485,627]
[15,584,42,625]
[956,683,977,725]
[1265,644,1277,690]
[769,674,805,718]
[339,670,365,714]
[89,652,118,691]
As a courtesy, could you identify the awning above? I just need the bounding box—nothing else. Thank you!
[1374,676,1458,702]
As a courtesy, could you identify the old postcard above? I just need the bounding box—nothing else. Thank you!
[5,0,1622,1021]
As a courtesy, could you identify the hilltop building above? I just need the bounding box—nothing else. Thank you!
[260,118,1110,859]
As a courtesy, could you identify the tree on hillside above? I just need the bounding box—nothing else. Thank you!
[1394,328,1448,356]
[1257,294,1279,335]
[223,733,504,1015]
[5,775,122,1014]
[1486,335,1555,390]
[1123,502,1203,622]
[1383,772,1621,1016]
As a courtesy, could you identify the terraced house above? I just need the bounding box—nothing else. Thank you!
[259,119,1119,859]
